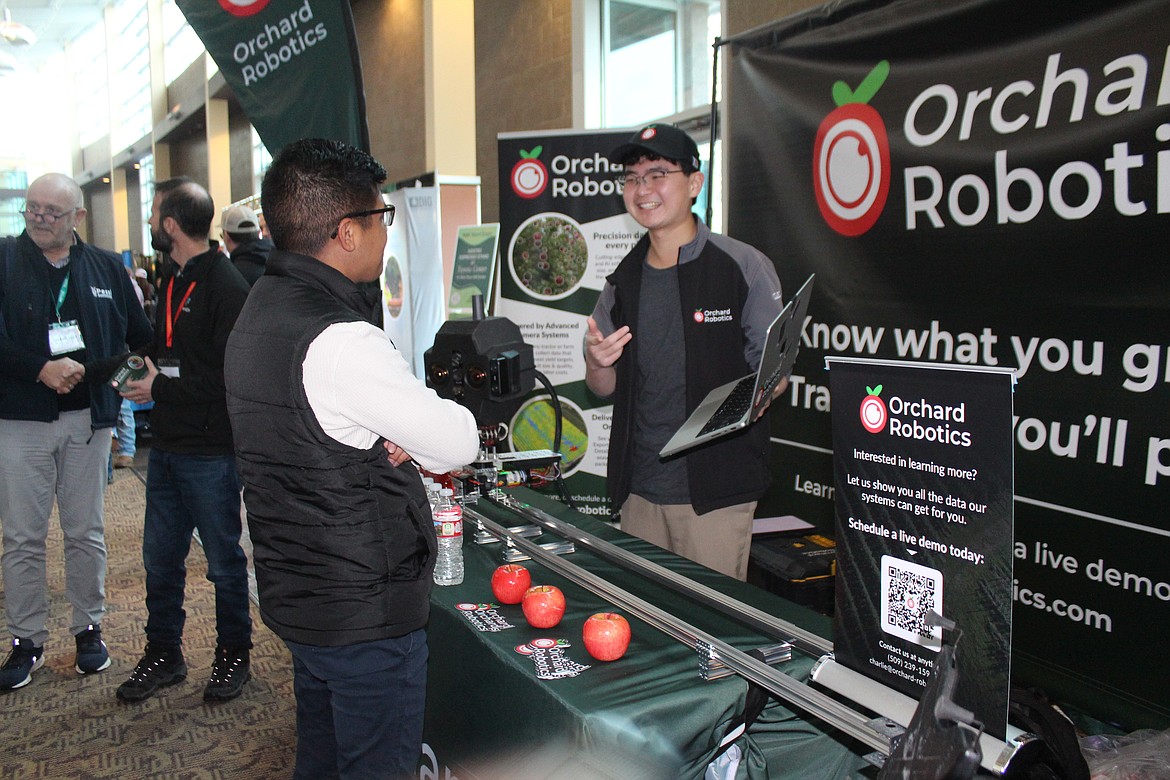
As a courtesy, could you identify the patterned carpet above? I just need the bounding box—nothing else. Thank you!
[0,463,297,779]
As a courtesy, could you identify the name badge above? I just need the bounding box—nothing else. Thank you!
[48,320,85,355]
[158,357,181,378]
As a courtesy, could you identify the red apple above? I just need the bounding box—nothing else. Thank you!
[490,564,532,604]
[582,612,631,662]
[521,585,566,629]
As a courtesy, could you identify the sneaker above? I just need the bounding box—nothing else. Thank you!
[113,455,134,469]
[0,637,44,691]
[74,624,112,674]
[203,645,250,701]
[116,643,187,702]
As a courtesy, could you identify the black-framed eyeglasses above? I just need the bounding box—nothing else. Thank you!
[20,206,78,224]
[616,169,687,189]
[330,204,395,239]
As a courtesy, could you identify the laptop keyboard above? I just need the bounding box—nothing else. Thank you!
[698,375,755,435]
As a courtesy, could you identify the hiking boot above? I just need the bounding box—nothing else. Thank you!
[203,645,250,701]
[74,624,111,674]
[116,643,187,702]
[0,637,44,691]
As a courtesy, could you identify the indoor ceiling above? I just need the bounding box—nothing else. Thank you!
[1,0,109,73]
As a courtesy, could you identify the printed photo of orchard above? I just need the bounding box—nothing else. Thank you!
[508,213,588,300]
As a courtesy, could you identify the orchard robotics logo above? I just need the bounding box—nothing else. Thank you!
[813,61,892,237]
[218,0,270,16]
[511,146,549,199]
[860,384,888,433]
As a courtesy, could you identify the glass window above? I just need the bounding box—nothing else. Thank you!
[162,0,204,82]
[600,0,719,128]
[110,1,152,149]
[139,155,155,255]
[251,128,272,199]
[73,23,109,149]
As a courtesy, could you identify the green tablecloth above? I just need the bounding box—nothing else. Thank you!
[421,489,871,779]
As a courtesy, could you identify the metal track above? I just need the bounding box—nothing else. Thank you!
[463,505,892,756]
[482,492,833,657]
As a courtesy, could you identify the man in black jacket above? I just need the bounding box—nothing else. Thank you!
[225,139,477,779]
[115,178,254,703]
[0,173,154,690]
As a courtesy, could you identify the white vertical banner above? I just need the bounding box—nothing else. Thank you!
[382,187,445,379]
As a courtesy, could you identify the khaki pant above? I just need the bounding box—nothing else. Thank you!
[620,494,756,580]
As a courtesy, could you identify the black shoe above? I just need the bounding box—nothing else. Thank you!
[203,645,250,701]
[74,624,111,674]
[116,643,187,702]
[0,637,44,691]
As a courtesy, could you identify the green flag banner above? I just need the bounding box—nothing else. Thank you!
[176,0,369,153]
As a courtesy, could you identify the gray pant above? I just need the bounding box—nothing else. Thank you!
[0,411,110,646]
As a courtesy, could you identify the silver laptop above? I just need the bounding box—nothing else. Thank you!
[659,274,814,458]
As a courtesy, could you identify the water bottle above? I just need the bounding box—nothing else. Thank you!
[433,488,464,586]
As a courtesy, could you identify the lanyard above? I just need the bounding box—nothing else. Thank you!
[165,276,197,349]
[54,271,70,322]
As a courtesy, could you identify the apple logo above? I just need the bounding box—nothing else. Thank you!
[512,147,549,199]
[812,61,892,237]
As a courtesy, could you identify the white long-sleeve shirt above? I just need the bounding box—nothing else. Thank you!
[302,320,479,473]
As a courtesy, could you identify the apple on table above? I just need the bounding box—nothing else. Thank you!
[491,564,532,604]
[582,612,631,662]
[521,585,566,629]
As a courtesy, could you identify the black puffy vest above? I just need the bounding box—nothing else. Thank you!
[225,250,435,646]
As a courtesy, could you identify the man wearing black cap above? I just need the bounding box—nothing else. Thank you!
[584,123,786,581]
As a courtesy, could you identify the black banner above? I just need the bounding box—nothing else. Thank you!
[177,0,369,153]
[727,0,1169,728]
[829,359,1015,738]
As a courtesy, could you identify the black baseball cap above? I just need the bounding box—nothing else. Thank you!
[608,123,701,171]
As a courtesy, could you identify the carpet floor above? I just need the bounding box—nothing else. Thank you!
[0,463,297,779]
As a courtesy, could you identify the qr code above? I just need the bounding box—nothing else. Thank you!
[880,555,943,651]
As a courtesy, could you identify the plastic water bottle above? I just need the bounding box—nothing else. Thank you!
[433,488,464,586]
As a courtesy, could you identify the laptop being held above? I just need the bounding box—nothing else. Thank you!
[659,274,814,458]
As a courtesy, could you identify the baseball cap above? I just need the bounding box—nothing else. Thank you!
[222,204,260,233]
[608,123,701,171]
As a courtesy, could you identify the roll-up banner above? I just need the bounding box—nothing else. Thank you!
[497,130,643,519]
[725,0,1169,728]
[176,0,369,153]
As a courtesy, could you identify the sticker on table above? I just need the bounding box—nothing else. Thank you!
[456,602,516,633]
[515,638,590,679]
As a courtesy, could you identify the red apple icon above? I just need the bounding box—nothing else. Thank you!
[582,613,631,662]
[521,585,566,629]
[812,61,891,237]
[860,384,888,433]
[490,564,532,605]
[511,146,549,199]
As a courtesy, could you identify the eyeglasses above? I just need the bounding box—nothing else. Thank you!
[616,169,687,189]
[20,207,78,224]
[330,204,395,239]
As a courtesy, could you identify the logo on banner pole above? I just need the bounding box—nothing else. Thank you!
[813,61,892,236]
[511,146,550,199]
[218,0,271,17]
[860,384,888,433]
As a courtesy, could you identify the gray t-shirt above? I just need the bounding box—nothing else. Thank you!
[629,263,689,504]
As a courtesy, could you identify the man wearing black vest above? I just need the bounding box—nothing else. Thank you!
[224,138,478,779]
[585,123,787,581]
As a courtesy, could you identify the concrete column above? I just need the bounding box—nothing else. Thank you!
[424,0,477,176]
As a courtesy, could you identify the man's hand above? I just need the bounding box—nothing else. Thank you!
[117,356,159,404]
[39,358,85,394]
[754,376,790,421]
[383,439,411,467]
[584,317,631,371]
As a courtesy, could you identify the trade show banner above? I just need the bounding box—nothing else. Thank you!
[827,358,1015,738]
[497,130,643,517]
[176,0,369,153]
[725,0,1169,728]
[449,224,500,318]
[382,187,445,380]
